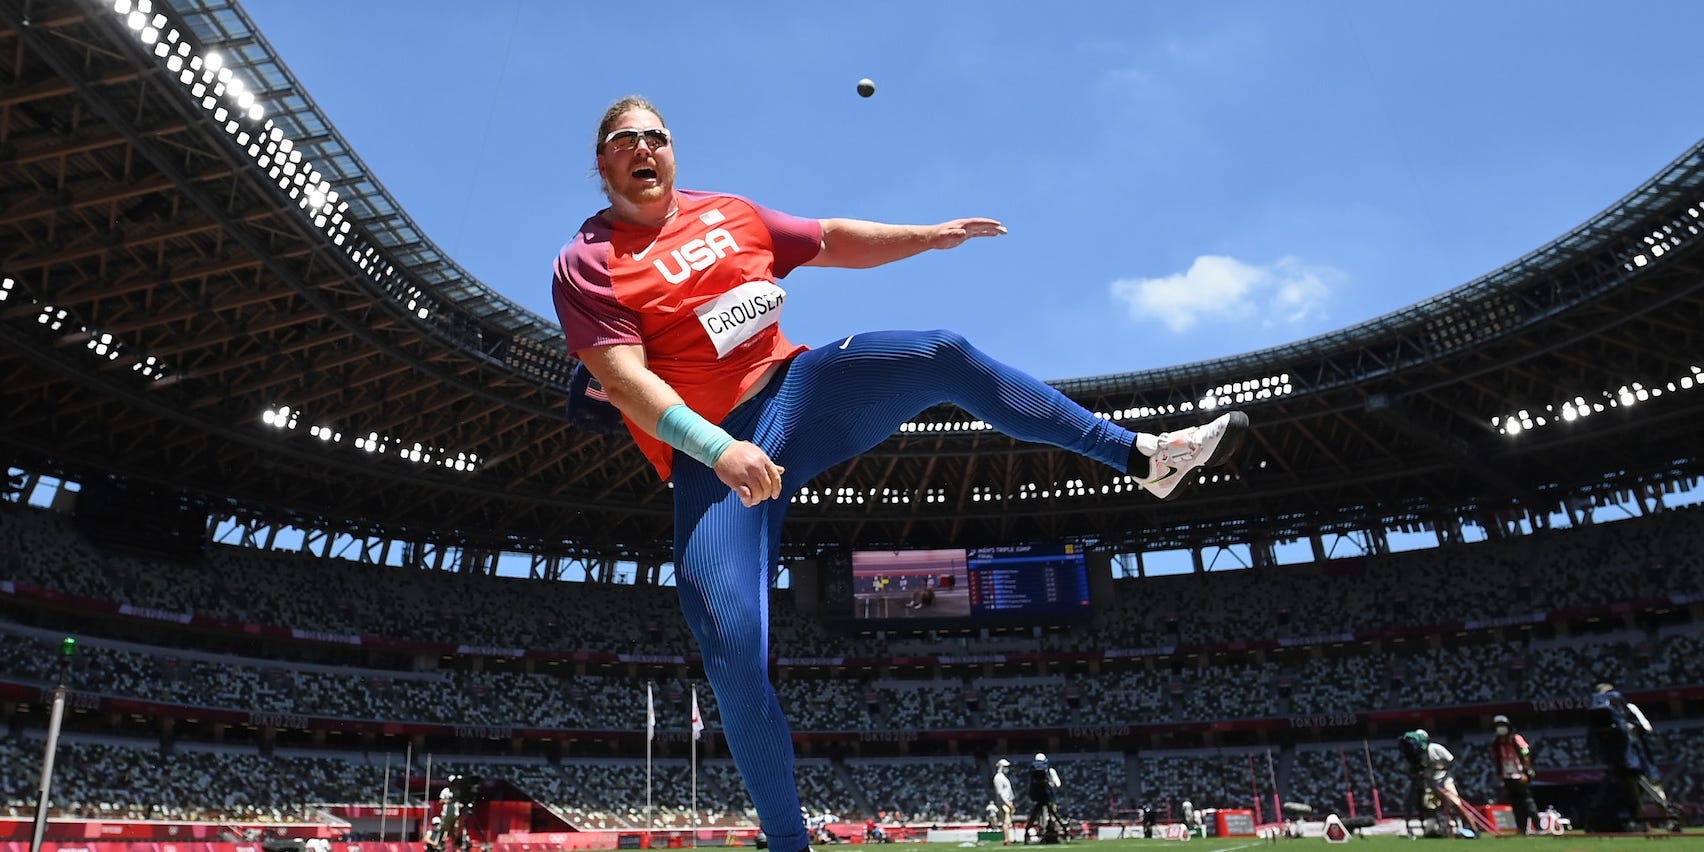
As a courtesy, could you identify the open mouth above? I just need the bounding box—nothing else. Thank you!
[631,167,657,180]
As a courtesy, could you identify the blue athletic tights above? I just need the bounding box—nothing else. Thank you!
[671,330,1135,851]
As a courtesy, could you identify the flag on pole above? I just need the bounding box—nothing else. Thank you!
[691,687,704,740]
[646,682,656,741]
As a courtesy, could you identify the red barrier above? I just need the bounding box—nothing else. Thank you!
[0,823,334,844]
[494,832,623,850]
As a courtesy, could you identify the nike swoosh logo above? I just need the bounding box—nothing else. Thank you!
[1140,464,1179,485]
[633,241,658,261]
[839,335,855,349]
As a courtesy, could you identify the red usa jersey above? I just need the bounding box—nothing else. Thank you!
[553,190,823,480]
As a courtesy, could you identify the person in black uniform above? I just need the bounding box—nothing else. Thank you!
[1025,753,1065,843]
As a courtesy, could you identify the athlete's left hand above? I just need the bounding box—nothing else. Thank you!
[714,440,785,507]
[929,218,1007,250]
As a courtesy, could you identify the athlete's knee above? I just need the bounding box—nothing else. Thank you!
[911,328,977,363]
[916,328,971,352]
[701,649,770,694]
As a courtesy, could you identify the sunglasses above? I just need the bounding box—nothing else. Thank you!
[601,127,671,153]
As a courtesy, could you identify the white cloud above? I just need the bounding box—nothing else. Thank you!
[1109,255,1335,333]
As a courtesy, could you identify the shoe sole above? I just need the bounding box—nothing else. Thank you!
[1201,411,1250,466]
[1155,411,1249,501]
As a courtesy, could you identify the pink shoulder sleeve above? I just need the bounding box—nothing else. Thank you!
[552,219,642,355]
[747,199,823,278]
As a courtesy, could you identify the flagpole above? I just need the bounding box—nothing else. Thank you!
[646,682,655,839]
[691,687,700,849]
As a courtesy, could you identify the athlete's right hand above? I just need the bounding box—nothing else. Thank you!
[929,218,1007,250]
[714,441,785,507]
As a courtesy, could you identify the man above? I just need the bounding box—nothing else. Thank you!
[1488,714,1539,834]
[424,817,443,852]
[1397,730,1456,836]
[1586,681,1683,832]
[1025,753,1065,843]
[554,96,1250,852]
[806,809,840,845]
[433,778,463,852]
[864,817,889,845]
[993,759,1016,844]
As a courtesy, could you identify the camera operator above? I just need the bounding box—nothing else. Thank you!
[1398,730,1455,837]
[1587,682,1683,833]
[1025,753,1065,844]
[429,774,481,852]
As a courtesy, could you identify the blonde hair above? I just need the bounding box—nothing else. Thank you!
[595,95,666,155]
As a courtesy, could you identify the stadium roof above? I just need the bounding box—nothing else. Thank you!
[1,0,1701,561]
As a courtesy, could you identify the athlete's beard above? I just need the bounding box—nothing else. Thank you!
[605,159,675,210]
[619,176,671,206]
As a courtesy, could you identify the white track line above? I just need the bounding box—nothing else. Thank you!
[1203,843,1265,852]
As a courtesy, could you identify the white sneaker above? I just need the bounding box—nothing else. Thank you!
[1138,411,1249,500]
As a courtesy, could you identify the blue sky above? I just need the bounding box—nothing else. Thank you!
[240,0,1704,382]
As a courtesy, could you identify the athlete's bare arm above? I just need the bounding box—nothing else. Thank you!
[579,342,784,506]
[805,218,1006,269]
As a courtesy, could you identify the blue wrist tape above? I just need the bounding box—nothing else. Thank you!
[655,404,736,468]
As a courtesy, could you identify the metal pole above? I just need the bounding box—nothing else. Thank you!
[423,753,433,844]
[1246,754,1261,826]
[691,687,699,849]
[1362,740,1384,821]
[646,683,654,838]
[381,753,392,842]
[402,743,413,842]
[1265,749,1281,826]
[1340,748,1356,819]
[29,638,76,852]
